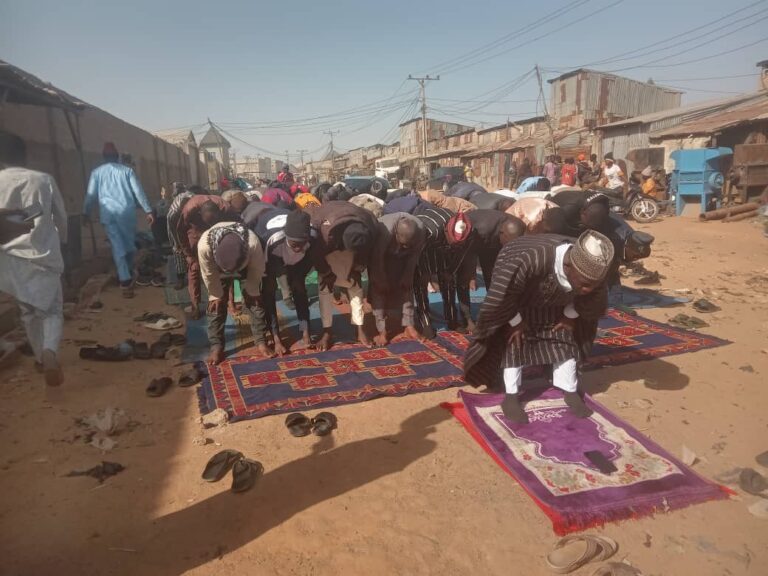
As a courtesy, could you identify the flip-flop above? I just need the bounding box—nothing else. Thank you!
[668,313,709,330]
[739,467,768,495]
[311,412,338,437]
[132,342,152,360]
[201,449,243,483]
[591,562,643,576]
[285,413,312,437]
[146,377,172,397]
[693,298,721,313]
[546,534,618,574]
[756,451,768,468]
[231,458,264,493]
[143,318,183,331]
[79,345,132,361]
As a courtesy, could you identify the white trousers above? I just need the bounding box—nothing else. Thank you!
[503,357,578,394]
[18,283,63,362]
[319,250,365,328]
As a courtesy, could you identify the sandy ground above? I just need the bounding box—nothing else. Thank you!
[1,216,767,576]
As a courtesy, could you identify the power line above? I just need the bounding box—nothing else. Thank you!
[408,74,440,163]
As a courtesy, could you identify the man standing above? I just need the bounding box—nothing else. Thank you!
[277,165,295,186]
[166,183,195,290]
[541,155,557,183]
[198,221,269,364]
[456,210,526,331]
[309,201,378,350]
[83,142,153,298]
[368,213,426,346]
[464,231,614,424]
[0,132,67,386]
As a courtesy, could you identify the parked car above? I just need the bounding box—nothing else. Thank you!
[342,175,390,200]
[427,166,466,191]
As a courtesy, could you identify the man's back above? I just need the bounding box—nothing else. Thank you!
[86,162,148,218]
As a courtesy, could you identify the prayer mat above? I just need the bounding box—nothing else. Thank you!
[608,286,690,310]
[443,390,729,535]
[182,314,256,363]
[431,309,729,371]
[198,338,463,421]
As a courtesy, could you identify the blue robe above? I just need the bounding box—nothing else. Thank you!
[83,162,151,281]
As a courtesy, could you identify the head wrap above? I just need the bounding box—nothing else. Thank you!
[284,209,310,242]
[577,154,586,161]
[641,166,653,178]
[294,192,321,209]
[445,212,473,245]
[569,230,615,282]
[349,193,384,217]
[342,223,372,254]
[209,223,248,273]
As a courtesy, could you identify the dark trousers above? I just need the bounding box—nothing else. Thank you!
[456,247,499,326]
[207,278,268,348]
[414,267,457,335]
[262,257,312,334]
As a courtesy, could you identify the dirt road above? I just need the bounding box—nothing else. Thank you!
[1,217,767,576]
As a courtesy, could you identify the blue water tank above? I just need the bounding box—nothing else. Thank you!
[670,148,732,215]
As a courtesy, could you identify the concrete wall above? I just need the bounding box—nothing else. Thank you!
[0,102,206,214]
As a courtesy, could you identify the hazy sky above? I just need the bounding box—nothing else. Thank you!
[1,0,766,161]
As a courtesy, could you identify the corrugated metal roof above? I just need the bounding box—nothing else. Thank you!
[596,92,765,129]
[650,98,768,138]
[0,59,85,110]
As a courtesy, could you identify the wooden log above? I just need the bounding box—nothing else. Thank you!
[723,209,758,223]
[699,202,760,221]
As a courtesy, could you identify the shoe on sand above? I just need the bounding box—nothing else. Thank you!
[546,534,618,574]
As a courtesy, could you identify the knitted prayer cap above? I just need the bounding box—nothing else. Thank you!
[284,209,311,242]
[214,231,247,274]
[569,230,614,282]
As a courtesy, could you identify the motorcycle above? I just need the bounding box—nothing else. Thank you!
[601,186,660,223]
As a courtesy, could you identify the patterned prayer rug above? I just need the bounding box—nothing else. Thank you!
[443,390,729,535]
[434,308,729,371]
[198,338,464,421]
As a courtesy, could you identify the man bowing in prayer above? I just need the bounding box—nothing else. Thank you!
[463,230,614,424]
[198,221,268,364]
[84,142,153,298]
[308,200,378,351]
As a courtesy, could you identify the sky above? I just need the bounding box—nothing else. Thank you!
[1,0,766,162]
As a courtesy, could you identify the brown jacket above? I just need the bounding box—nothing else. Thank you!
[309,201,378,275]
[178,194,232,257]
[419,190,477,213]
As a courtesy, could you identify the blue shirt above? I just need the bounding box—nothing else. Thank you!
[83,162,151,223]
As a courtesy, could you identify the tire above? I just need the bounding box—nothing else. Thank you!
[370,179,386,196]
[630,198,659,223]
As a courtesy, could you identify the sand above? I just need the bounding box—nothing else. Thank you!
[1,216,767,576]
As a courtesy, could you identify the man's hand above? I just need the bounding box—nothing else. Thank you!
[273,337,288,357]
[185,254,196,267]
[146,213,155,227]
[507,322,526,347]
[554,316,576,332]
[319,271,337,292]
[206,298,225,316]
[348,269,363,288]
[0,213,33,244]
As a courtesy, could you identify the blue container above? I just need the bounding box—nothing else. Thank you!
[670,148,732,215]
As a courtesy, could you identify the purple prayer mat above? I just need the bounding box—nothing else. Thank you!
[450,389,729,534]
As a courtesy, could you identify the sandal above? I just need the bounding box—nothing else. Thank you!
[285,413,312,437]
[143,317,183,331]
[311,412,338,437]
[201,449,243,483]
[178,365,206,388]
[692,298,720,313]
[756,451,768,468]
[132,342,152,360]
[79,345,132,362]
[146,377,172,397]
[591,562,643,576]
[739,467,768,496]
[546,534,618,574]
[231,458,264,493]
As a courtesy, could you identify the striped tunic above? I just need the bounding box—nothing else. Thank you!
[463,235,607,390]
[415,205,474,276]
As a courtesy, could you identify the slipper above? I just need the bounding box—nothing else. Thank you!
[143,317,183,331]
[146,377,172,397]
[668,313,709,330]
[693,298,721,313]
[285,413,312,437]
[231,458,264,493]
[311,412,338,436]
[756,451,768,468]
[201,449,243,483]
[739,467,768,495]
[635,271,662,285]
[132,342,152,360]
[133,312,171,322]
[546,534,618,574]
[591,562,643,576]
[178,365,206,388]
[79,345,132,362]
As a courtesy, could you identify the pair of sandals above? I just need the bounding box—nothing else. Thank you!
[285,412,337,437]
[133,333,188,360]
[202,449,264,493]
[546,535,640,575]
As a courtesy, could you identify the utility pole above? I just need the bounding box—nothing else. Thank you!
[323,129,340,180]
[535,65,557,156]
[408,74,440,172]
[297,148,308,179]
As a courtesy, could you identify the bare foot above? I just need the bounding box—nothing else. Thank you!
[41,349,63,387]
[256,343,276,358]
[373,333,388,347]
[206,346,225,366]
[402,326,425,342]
[274,339,288,356]
[291,335,314,351]
[317,333,332,352]
[357,327,373,348]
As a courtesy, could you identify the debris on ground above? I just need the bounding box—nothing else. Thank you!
[692,298,721,313]
[66,461,125,483]
[201,408,229,428]
[739,365,755,373]
[192,436,213,446]
[668,314,709,330]
[681,445,698,466]
[747,500,768,519]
